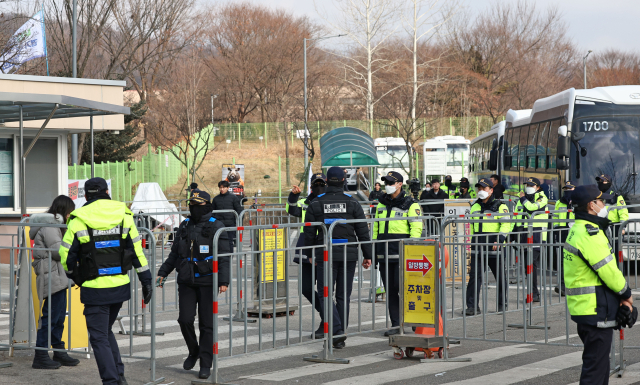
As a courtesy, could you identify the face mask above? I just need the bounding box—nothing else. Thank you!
[593,202,609,218]
[189,203,211,222]
[597,182,609,193]
[445,179,452,187]
[425,187,431,192]
[563,191,573,201]
[525,186,536,195]
[311,184,325,195]
[477,190,489,200]
[385,184,397,194]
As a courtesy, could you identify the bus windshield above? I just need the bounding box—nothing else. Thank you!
[376,145,410,168]
[446,143,469,167]
[571,115,640,195]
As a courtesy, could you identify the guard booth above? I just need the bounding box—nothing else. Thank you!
[319,127,380,198]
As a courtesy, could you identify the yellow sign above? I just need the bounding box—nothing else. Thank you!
[403,243,436,325]
[259,228,285,282]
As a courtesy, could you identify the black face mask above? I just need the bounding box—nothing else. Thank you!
[597,182,610,193]
[311,184,325,195]
[562,190,573,202]
[445,179,452,187]
[189,203,212,222]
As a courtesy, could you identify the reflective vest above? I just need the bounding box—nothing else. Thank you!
[564,219,629,327]
[469,199,511,238]
[553,200,575,228]
[605,190,629,224]
[286,196,309,231]
[515,190,548,228]
[373,195,423,258]
[60,200,148,290]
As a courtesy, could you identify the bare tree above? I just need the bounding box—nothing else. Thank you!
[589,49,640,87]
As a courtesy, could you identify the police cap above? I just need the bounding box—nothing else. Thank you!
[85,177,108,194]
[475,178,493,188]
[596,174,612,184]
[524,177,541,187]
[381,171,403,183]
[571,184,613,207]
[310,173,327,184]
[563,181,576,190]
[189,189,211,204]
[326,167,345,183]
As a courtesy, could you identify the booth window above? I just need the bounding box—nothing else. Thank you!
[25,138,58,208]
[0,138,13,208]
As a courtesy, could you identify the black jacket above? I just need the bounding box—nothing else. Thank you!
[158,213,230,286]
[493,184,505,200]
[369,189,384,202]
[303,185,373,262]
[420,189,448,213]
[211,191,244,227]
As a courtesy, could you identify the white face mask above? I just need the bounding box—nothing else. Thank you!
[477,190,490,200]
[594,202,609,218]
[525,186,536,195]
[425,187,431,191]
[385,185,397,194]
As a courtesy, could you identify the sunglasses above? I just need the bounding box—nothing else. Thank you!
[384,180,397,186]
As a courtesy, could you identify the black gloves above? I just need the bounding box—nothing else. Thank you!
[615,305,638,330]
[142,284,153,305]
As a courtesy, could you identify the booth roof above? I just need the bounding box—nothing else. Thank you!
[320,126,380,168]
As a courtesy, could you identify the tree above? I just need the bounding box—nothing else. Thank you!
[82,100,146,163]
[589,49,640,88]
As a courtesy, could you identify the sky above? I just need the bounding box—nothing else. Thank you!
[242,0,640,54]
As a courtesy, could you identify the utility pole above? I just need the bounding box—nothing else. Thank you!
[583,50,592,89]
[71,0,78,165]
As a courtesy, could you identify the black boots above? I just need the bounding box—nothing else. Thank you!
[32,349,61,369]
[52,344,80,366]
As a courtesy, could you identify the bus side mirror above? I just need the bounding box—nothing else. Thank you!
[557,134,570,170]
[489,149,498,171]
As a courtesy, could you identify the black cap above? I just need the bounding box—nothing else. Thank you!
[326,167,345,182]
[85,177,108,194]
[563,181,576,190]
[381,171,403,183]
[572,184,613,207]
[475,178,493,188]
[596,174,612,183]
[190,183,198,190]
[445,175,452,180]
[189,189,211,204]
[310,173,327,184]
[460,177,469,183]
[431,178,441,183]
[524,177,541,187]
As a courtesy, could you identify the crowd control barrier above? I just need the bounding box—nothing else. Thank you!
[0,220,164,385]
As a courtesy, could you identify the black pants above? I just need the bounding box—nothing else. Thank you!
[466,253,506,310]
[301,262,331,328]
[379,260,400,326]
[577,323,613,385]
[84,302,124,385]
[228,230,237,250]
[554,228,570,290]
[178,284,214,369]
[36,289,67,348]
[316,260,357,332]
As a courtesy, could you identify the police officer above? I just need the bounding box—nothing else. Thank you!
[60,178,152,385]
[364,171,423,335]
[466,178,511,315]
[442,175,456,198]
[156,189,230,380]
[553,181,576,296]
[455,178,472,199]
[304,166,373,348]
[564,185,633,385]
[515,177,548,302]
[286,173,327,338]
[596,174,629,257]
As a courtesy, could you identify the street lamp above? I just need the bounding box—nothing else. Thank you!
[583,50,593,89]
[304,34,345,172]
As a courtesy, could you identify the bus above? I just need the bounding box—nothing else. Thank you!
[374,137,410,182]
[421,135,470,184]
[469,86,640,206]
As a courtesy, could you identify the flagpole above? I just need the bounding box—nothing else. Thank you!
[41,3,49,76]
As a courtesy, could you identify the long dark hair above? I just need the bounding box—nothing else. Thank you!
[47,195,75,220]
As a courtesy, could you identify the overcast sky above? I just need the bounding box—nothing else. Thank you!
[239,0,639,53]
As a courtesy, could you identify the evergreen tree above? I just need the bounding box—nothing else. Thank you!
[83,100,147,163]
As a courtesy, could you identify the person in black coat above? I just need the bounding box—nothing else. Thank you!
[420,178,448,214]
[304,167,373,349]
[490,174,505,200]
[156,190,230,380]
[211,181,244,249]
[369,183,384,202]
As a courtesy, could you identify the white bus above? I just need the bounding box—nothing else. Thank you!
[374,137,410,182]
[469,86,640,207]
[421,135,470,184]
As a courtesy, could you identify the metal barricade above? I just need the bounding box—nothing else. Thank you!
[0,220,164,384]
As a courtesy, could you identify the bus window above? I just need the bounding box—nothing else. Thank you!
[511,128,520,168]
[519,126,529,168]
[537,122,549,170]
[504,128,513,167]
[527,124,538,169]
[547,120,560,170]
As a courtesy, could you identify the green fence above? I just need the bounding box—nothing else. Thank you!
[68,145,187,202]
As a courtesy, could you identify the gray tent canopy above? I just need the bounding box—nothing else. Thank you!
[320,127,379,168]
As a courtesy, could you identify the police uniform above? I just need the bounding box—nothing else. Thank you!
[286,173,327,338]
[456,178,474,199]
[553,181,576,295]
[442,175,457,199]
[596,174,629,258]
[60,178,152,385]
[514,177,548,300]
[372,171,423,333]
[303,167,373,347]
[157,190,230,379]
[563,185,631,385]
[466,178,511,314]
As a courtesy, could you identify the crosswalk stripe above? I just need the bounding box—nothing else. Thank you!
[117,326,258,349]
[321,345,537,385]
[566,362,640,385]
[445,351,583,385]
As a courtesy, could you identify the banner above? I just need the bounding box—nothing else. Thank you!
[68,179,112,209]
[0,10,47,73]
[221,164,245,197]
